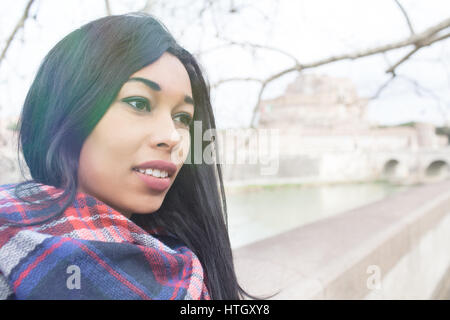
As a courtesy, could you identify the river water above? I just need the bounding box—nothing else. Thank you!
[225,182,412,249]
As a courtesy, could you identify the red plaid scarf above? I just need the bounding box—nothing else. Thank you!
[0,182,210,300]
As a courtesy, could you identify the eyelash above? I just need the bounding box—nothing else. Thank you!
[122,96,193,127]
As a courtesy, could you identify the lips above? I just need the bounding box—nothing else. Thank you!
[132,160,177,192]
[133,170,171,192]
[132,160,177,177]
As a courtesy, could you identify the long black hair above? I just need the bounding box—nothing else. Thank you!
[12,12,265,300]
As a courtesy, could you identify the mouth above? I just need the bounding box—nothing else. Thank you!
[132,160,177,177]
[132,160,177,192]
[132,167,171,178]
[132,169,172,192]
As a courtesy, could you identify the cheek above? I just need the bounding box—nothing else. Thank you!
[77,138,106,190]
[77,127,134,190]
[77,143,95,194]
[80,111,135,167]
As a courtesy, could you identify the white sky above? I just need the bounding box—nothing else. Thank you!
[0,0,449,128]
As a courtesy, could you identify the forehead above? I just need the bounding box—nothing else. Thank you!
[128,52,192,94]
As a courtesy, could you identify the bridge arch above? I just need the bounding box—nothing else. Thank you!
[382,159,400,179]
[425,160,449,179]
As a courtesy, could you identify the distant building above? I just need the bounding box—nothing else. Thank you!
[222,74,450,185]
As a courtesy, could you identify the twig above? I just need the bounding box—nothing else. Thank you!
[0,0,35,70]
[243,17,450,128]
[140,0,154,13]
[370,73,397,100]
[200,37,301,67]
[104,0,112,15]
[386,31,450,74]
[393,0,415,35]
[386,46,421,75]
[398,74,449,120]
[211,77,263,89]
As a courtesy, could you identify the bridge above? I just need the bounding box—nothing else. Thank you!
[222,146,450,188]
[373,147,450,184]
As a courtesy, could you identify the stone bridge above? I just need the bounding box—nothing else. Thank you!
[222,147,450,187]
[372,147,450,184]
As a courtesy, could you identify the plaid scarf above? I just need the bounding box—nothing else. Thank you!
[0,182,210,300]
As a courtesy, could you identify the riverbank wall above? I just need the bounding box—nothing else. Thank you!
[233,179,450,299]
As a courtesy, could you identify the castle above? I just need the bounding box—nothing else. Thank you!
[221,74,450,185]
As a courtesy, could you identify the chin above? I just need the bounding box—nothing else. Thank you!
[130,202,163,215]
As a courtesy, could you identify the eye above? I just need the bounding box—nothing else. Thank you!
[173,113,193,128]
[122,97,151,112]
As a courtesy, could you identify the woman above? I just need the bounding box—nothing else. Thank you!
[0,12,257,300]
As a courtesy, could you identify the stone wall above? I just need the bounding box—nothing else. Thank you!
[233,179,450,299]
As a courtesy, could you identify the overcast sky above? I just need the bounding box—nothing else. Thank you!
[0,0,449,128]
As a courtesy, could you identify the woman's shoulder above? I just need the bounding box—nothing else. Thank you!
[0,181,41,199]
[0,181,62,213]
[0,182,18,196]
[1,182,37,216]
[0,182,22,216]
[0,182,36,241]
[0,181,63,236]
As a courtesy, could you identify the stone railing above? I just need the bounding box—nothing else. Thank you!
[233,179,450,299]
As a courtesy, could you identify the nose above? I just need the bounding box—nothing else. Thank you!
[148,112,182,151]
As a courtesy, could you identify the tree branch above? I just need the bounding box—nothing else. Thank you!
[398,74,449,120]
[104,0,112,15]
[140,0,155,13]
[393,0,415,35]
[370,74,397,100]
[243,17,450,128]
[211,77,263,89]
[200,37,301,66]
[0,0,35,70]
[385,46,421,75]
[386,31,450,74]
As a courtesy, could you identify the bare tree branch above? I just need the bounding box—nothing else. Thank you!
[398,74,449,120]
[242,17,450,128]
[199,37,301,66]
[302,17,449,69]
[0,0,35,70]
[386,31,450,74]
[386,46,421,76]
[140,0,155,13]
[394,0,415,35]
[104,0,112,15]
[211,77,263,89]
[199,0,215,18]
[370,74,397,100]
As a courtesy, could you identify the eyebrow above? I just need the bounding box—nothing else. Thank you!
[127,77,194,106]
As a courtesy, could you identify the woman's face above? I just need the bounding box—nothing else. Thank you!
[77,52,194,218]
